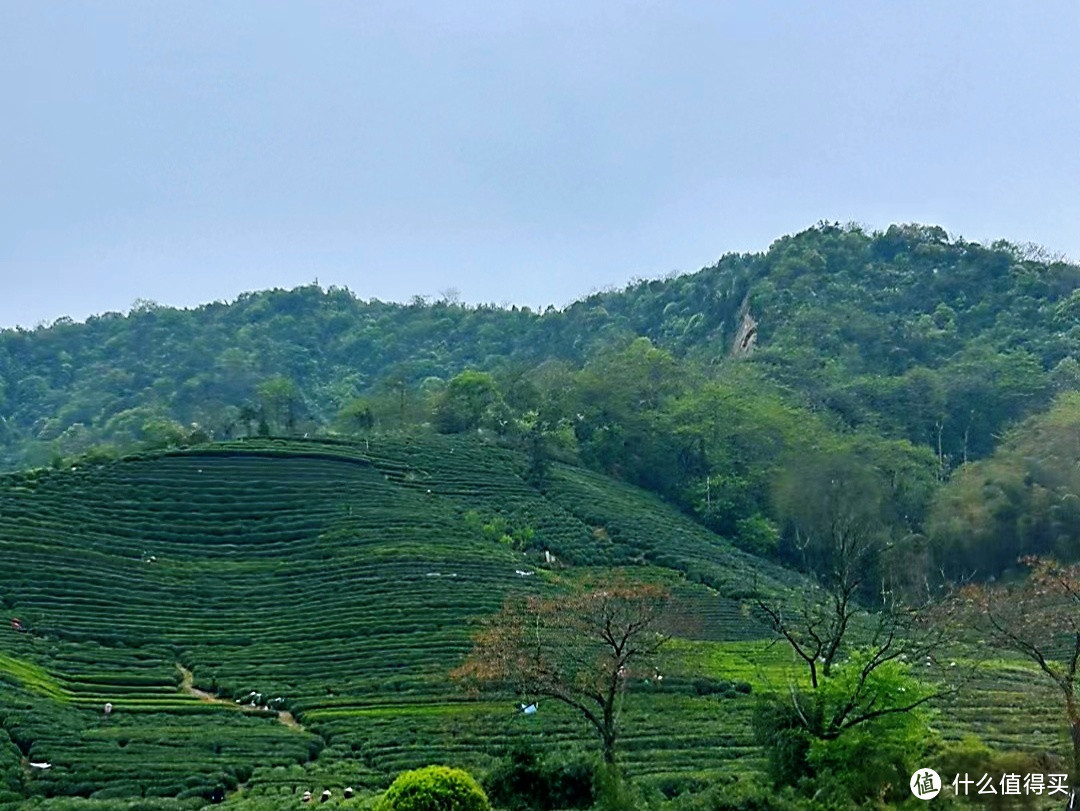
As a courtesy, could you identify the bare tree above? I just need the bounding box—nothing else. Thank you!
[764,452,892,687]
[949,557,1080,789]
[754,451,954,790]
[452,579,670,765]
[756,587,947,736]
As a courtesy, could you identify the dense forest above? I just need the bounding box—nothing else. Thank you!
[2,222,1077,586]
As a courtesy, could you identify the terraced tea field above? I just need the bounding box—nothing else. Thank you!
[0,436,797,808]
[0,436,1068,809]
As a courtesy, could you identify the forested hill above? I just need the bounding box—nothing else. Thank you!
[2,222,1077,474]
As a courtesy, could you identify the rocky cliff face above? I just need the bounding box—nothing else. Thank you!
[731,306,758,356]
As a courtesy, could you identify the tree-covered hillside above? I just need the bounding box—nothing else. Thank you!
[1,222,1077,586]
[584,223,1079,462]
[2,223,1076,473]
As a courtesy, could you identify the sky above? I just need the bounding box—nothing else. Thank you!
[1,1,1077,329]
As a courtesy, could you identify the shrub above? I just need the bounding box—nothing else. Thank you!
[592,764,635,811]
[650,773,712,800]
[692,780,820,811]
[591,764,657,811]
[543,754,594,809]
[483,743,593,811]
[483,744,544,810]
[689,677,751,697]
[933,736,1050,811]
[751,695,812,788]
[376,765,490,811]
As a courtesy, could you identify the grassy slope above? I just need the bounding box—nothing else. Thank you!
[0,436,799,808]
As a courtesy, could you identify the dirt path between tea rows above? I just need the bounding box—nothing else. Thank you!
[176,664,304,732]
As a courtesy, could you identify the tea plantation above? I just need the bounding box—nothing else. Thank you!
[0,437,1064,809]
[0,436,804,808]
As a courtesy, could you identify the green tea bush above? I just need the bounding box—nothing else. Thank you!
[376,765,490,811]
[686,677,751,697]
[649,773,711,800]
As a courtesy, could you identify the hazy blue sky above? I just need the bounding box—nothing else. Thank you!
[1,1,1077,328]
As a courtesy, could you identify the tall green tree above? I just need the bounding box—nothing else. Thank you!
[256,375,301,434]
[336,397,376,436]
[434,370,503,434]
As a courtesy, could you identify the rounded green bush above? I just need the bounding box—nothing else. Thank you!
[377,765,490,811]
